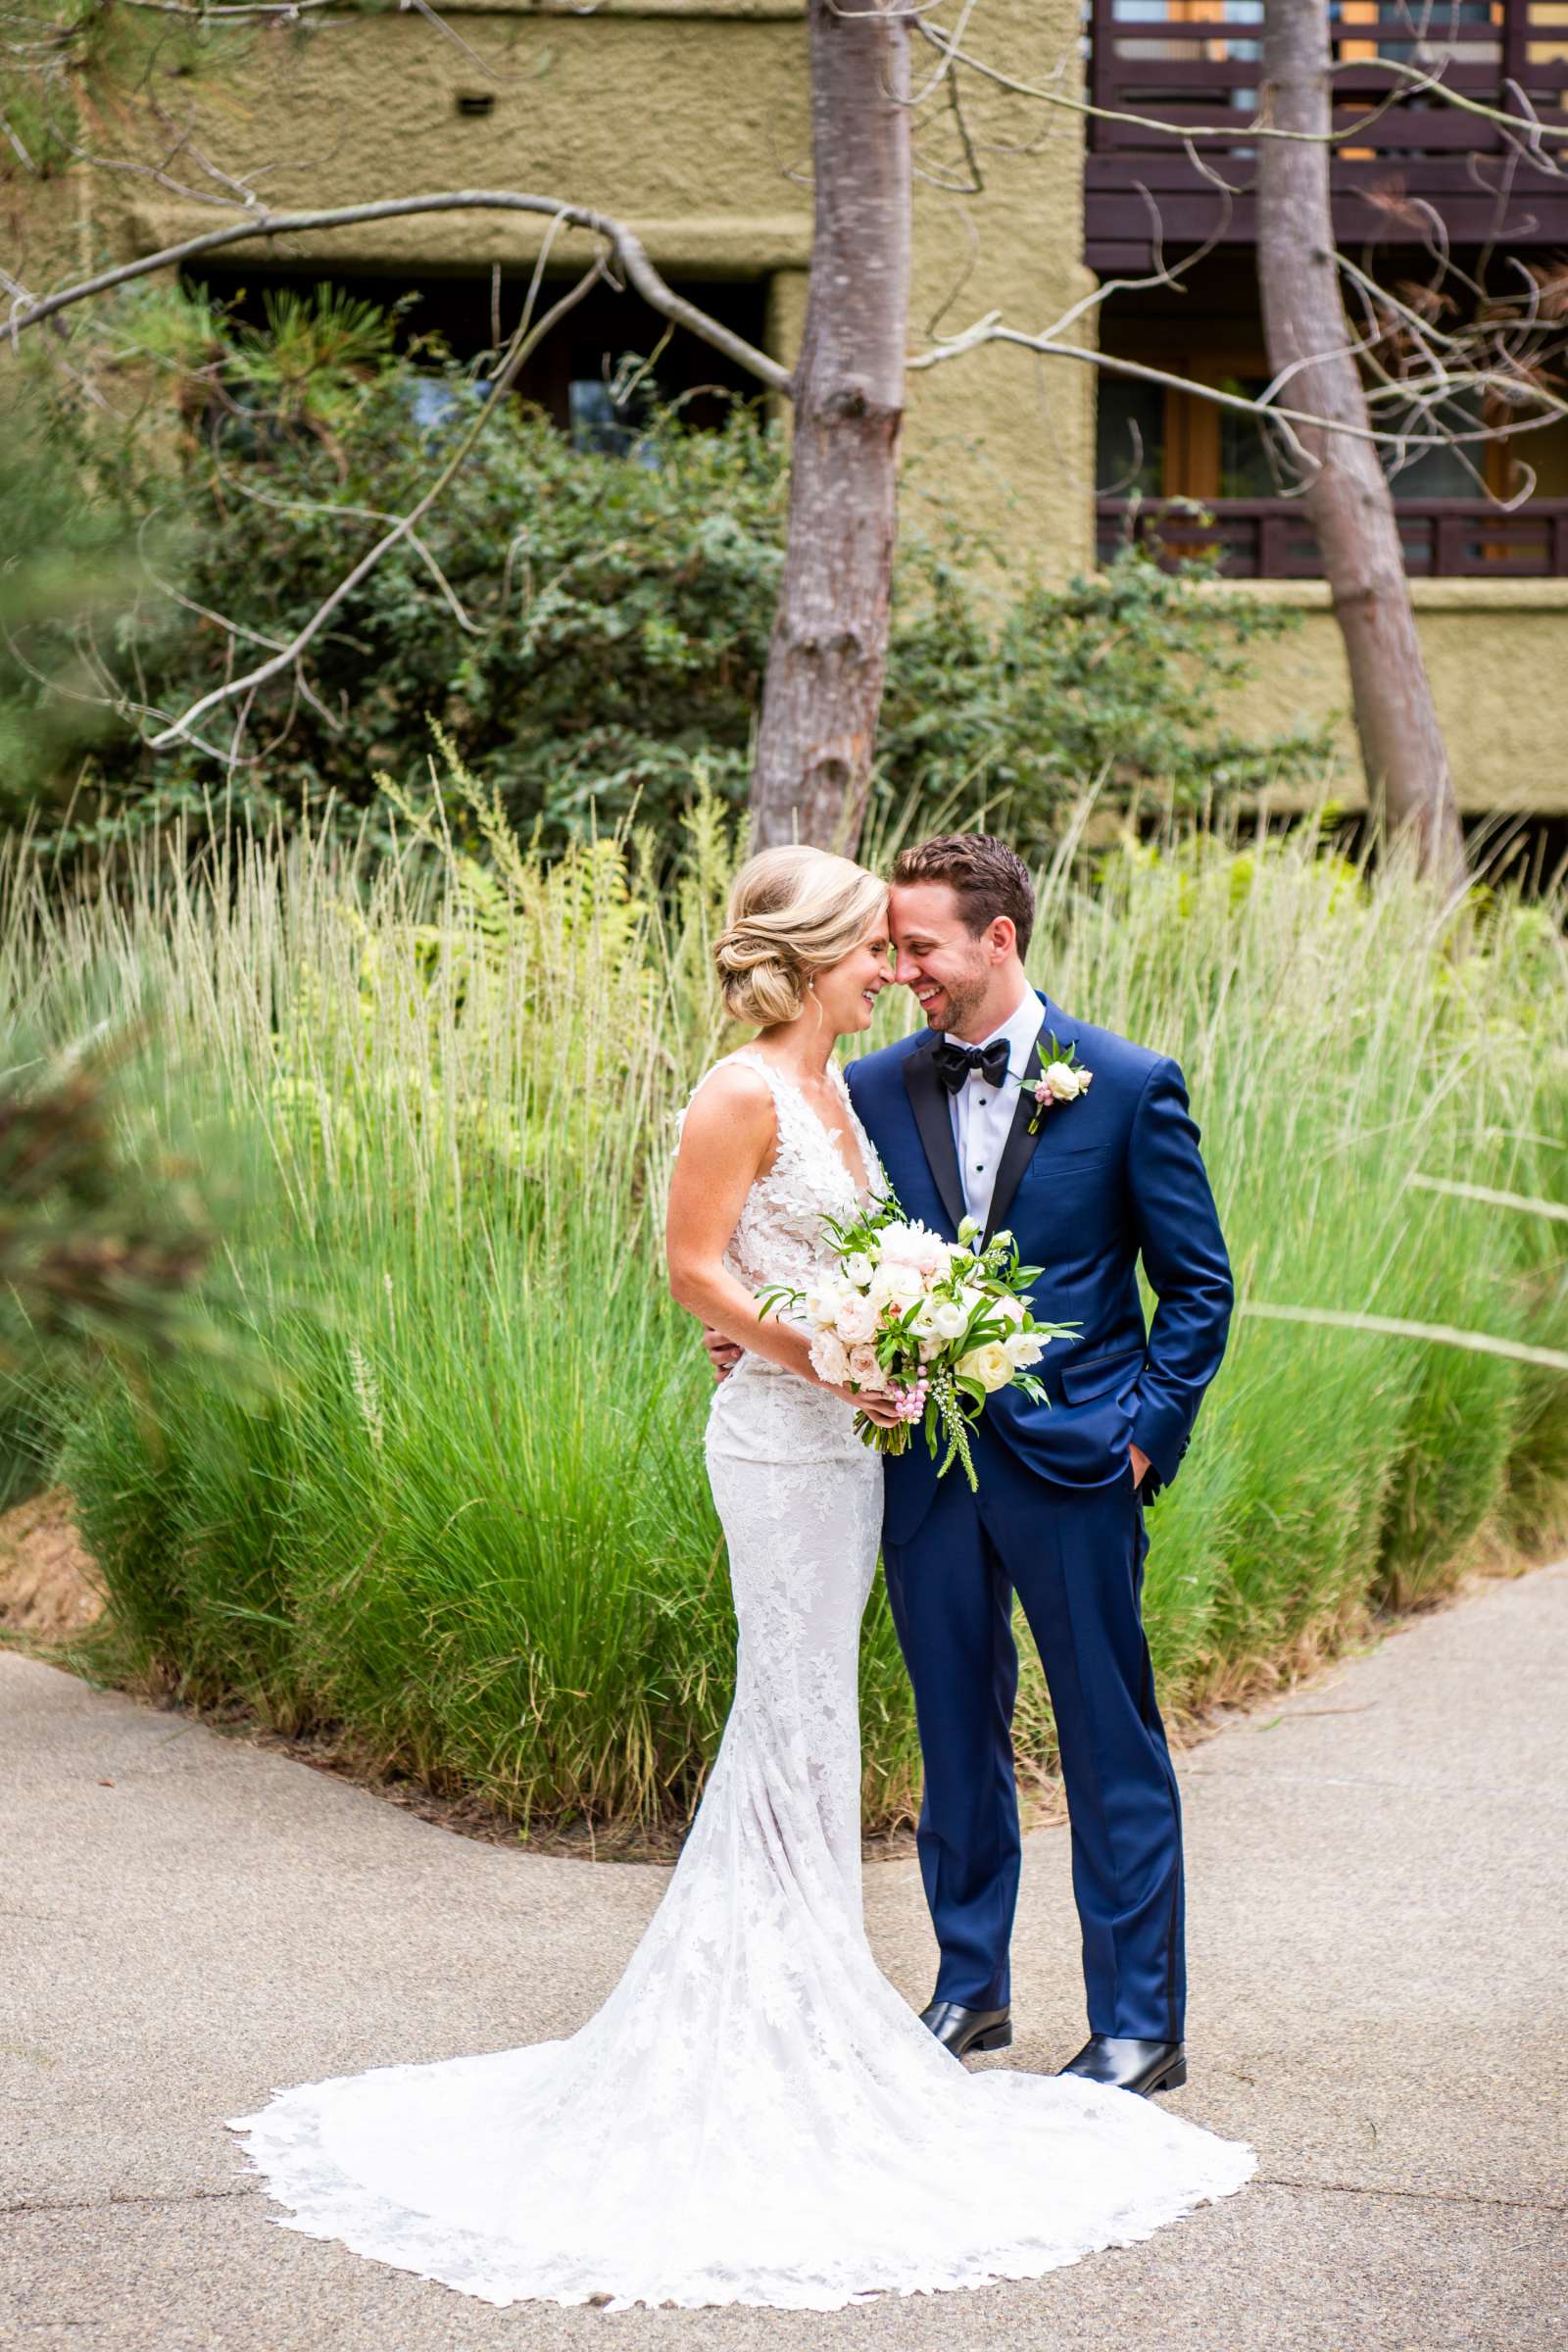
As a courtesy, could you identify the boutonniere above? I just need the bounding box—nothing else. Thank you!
[1024,1033,1093,1134]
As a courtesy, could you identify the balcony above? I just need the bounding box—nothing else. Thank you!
[1097,494,1568,574]
[1085,0,1568,270]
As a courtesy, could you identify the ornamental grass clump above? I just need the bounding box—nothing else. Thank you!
[6,768,1564,1836]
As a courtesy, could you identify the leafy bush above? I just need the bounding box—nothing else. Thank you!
[7,284,1327,863]
[879,548,1327,814]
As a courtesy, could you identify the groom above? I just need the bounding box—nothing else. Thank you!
[712,833,1233,2096]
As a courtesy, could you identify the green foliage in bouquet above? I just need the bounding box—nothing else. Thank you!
[763,1200,1070,1490]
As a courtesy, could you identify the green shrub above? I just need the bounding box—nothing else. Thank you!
[11,775,1564,1833]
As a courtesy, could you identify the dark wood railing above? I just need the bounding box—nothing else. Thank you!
[1086,0,1568,267]
[1098,495,1568,577]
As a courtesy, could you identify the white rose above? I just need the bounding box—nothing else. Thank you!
[956,1340,1013,1394]
[842,1252,874,1290]
[810,1331,850,1385]
[992,1291,1027,1327]
[1044,1060,1082,1102]
[835,1292,878,1345]
[930,1298,969,1342]
[847,1342,889,1393]
[1004,1330,1046,1368]
[804,1285,841,1330]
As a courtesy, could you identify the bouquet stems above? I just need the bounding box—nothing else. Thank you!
[854,1413,912,1456]
[855,1369,979,1492]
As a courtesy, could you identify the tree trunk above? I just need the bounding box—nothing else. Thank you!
[749,0,910,855]
[1256,0,1467,889]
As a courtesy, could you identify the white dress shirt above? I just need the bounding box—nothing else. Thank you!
[947,989,1045,1229]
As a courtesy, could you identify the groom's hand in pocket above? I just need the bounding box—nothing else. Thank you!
[703,1324,743,1382]
[1129,1442,1152,1490]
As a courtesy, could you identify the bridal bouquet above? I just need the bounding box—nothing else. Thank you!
[761,1200,1074,1492]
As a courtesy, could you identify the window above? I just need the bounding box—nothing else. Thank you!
[1095,376,1164,497]
[1094,247,1568,576]
[180,265,770,441]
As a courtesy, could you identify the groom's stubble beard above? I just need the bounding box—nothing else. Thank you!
[913,955,993,1041]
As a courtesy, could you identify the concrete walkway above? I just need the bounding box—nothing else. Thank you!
[4,1563,1565,2352]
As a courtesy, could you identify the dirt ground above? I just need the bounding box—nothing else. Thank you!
[0,1485,105,1642]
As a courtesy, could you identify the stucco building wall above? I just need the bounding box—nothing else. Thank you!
[1222,583,1568,817]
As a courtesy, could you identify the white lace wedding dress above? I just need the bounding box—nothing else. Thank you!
[224,1050,1254,2312]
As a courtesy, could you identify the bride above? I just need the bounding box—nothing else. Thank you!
[225,845,1254,2313]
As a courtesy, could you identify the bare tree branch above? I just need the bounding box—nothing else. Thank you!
[1,191,794,395]
[913,317,1426,466]
[117,0,344,17]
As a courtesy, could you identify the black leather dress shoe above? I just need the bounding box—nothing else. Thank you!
[1057,2034,1187,2095]
[920,1999,1012,2057]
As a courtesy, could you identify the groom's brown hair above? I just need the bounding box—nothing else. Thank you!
[891,834,1035,960]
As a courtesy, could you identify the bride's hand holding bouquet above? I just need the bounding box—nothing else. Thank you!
[762,1199,1076,1492]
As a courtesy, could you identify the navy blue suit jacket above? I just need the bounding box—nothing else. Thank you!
[844,994,1233,1544]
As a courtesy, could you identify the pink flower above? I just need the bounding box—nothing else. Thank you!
[834,1292,878,1345]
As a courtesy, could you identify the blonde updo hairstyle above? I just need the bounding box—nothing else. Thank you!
[714,846,888,1028]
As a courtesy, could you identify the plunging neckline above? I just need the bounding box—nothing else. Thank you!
[730,1050,878,1208]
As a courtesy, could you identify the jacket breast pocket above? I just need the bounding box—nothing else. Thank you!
[1022,1144,1114,1188]
[1057,1345,1145,1405]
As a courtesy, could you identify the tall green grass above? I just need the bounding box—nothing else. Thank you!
[5,778,1564,1833]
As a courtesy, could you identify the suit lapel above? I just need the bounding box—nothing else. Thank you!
[902,1037,966,1234]
[983,994,1076,1244]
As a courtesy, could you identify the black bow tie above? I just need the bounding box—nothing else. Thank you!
[932,1037,1010,1095]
